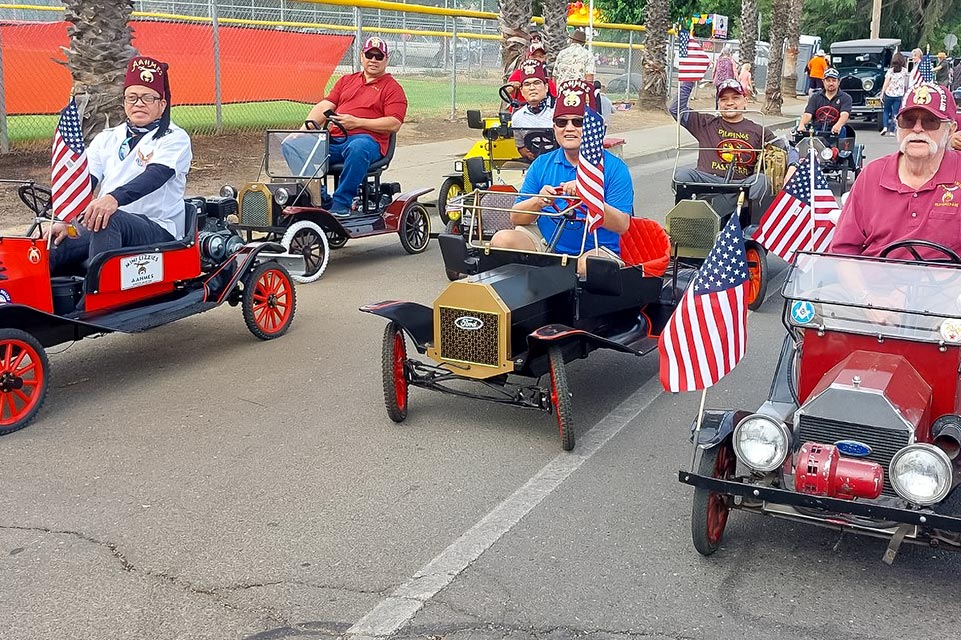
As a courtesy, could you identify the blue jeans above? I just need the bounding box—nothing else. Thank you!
[882,94,901,133]
[329,134,382,211]
[50,209,175,274]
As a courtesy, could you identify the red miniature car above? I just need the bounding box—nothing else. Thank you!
[0,181,304,436]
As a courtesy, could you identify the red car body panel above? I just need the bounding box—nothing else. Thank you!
[0,237,54,313]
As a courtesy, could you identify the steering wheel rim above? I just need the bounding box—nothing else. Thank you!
[879,239,961,264]
[499,84,519,110]
[523,131,558,158]
[18,184,53,218]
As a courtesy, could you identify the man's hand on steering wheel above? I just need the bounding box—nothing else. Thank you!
[328,113,361,132]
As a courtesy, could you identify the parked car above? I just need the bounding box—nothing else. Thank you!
[830,38,901,122]
[385,35,443,67]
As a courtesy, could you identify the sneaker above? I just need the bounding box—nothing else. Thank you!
[879,130,887,136]
[329,206,351,217]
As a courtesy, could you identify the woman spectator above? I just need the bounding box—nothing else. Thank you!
[738,62,754,101]
[880,52,909,136]
[713,47,736,108]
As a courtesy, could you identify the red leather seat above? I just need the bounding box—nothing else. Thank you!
[619,217,671,277]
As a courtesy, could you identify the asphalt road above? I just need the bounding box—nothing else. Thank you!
[3,129,953,640]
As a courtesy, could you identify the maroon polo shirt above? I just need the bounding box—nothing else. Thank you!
[830,150,961,256]
[325,71,408,156]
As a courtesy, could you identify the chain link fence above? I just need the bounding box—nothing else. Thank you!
[0,0,645,150]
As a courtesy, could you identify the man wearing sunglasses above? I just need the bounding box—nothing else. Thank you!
[831,82,961,257]
[510,60,555,162]
[47,55,192,274]
[301,37,408,216]
[492,80,632,275]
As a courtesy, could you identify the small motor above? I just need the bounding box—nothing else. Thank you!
[197,196,243,266]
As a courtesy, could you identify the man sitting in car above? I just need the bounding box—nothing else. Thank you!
[491,80,632,275]
[796,68,852,136]
[509,60,555,162]
[47,55,192,274]
[506,41,557,108]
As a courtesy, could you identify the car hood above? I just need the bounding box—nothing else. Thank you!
[835,68,881,80]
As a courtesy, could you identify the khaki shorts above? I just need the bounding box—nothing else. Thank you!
[513,224,625,265]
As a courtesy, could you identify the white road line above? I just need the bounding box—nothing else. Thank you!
[345,374,665,639]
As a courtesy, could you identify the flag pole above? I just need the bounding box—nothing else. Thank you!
[689,387,709,471]
[808,129,816,250]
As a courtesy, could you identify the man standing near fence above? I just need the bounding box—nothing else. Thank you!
[553,28,595,85]
[301,37,408,216]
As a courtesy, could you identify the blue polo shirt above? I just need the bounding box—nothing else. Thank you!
[517,148,634,256]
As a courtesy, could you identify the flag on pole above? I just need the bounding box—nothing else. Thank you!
[576,106,606,233]
[911,55,935,87]
[753,157,840,262]
[50,98,92,223]
[678,31,711,83]
[658,214,750,393]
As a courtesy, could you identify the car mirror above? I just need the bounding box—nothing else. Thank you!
[583,256,623,296]
[467,109,484,129]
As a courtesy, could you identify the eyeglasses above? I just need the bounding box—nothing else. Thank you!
[364,50,386,61]
[897,112,950,131]
[553,117,584,128]
[123,93,162,105]
[521,79,545,88]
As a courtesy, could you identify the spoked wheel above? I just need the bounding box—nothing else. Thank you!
[242,262,296,340]
[437,177,465,225]
[381,322,409,422]
[691,439,736,556]
[745,241,768,311]
[327,231,348,249]
[399,203,431,254]
[281,220,330,284]
[0,329,49,436]
[548,347,574,451]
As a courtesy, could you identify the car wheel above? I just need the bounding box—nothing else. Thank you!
[745,242,768,311]
[691,439,736,556]
[242,261,296,340]
[399,203,431,254]
[438,177,465,226]
[327,230,348,250]
[548,346,574,451]
[0,329,49,437]
[282,220,330,284]
[382,322,409,423]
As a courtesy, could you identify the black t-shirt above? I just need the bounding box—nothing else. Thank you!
[804,90,854,129]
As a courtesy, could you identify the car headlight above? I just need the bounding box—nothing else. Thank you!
[220,185,237,199]
[733,414,790,472]
[889,444,953,506]
[820,147,835,161]
[274,187,290,206]
[454,160,464,172]
[861,77,875,92]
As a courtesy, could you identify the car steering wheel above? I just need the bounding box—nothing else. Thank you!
[18,184,53,217]
[313,113,348,138]
[499,84,520,110]
[879,239,961,264]
[523,131,558,158]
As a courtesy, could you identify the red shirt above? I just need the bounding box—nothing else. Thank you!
[830,150,961,256]
[325,71,408,156]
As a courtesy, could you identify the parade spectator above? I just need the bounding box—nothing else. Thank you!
[935,51,951,85]
[880,53,909,135]
[553,28,595,85]
[738,62,754,101]
[713,47,736,107]
[806,50,828,94]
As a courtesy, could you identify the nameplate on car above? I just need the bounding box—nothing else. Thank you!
[120,253,164,290]
[455,316,484,331]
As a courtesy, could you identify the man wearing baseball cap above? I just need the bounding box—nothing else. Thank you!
[553,28,595,85]
[796,67,852,136]
[831,82,961,257]
[492,80,632,275]
[509,60,555,161]
[47,55,193,274]
[301,36,408,216]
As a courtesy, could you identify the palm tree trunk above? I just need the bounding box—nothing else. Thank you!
[638,0,669,111]
[498,0,533,82]
[540,0,568,64]
[781,0,804,98]
[739,0,758,86]
[61,0,137,139]
[763,0,789,115]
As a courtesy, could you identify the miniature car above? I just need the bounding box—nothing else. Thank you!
[221,127,433,284]
[793,127,865,189]
[831,38,901,122]
[363,189,677,451]
[0,181,304,437]
[679,242,961,562]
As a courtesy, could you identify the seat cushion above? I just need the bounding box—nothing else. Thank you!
[620,217,671,277]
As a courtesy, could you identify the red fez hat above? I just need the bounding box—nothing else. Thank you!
[124,56,168,99]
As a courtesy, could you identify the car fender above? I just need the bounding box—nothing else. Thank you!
[690,409,751,448]
[384,188,434,232]
[0,303,112,348]
[526,324,642,359]
[360,300,433,350]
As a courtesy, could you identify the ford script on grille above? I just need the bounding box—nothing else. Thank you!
[454,316,484,331]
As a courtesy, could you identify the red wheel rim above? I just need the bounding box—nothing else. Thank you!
[746,247,763,305]
[392,331,407,411]
[706,445,735,545]
[0,338,43,427]
[252,269,293,335]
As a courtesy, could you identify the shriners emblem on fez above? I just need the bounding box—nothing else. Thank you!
[140,69,154,83]
[563,89,581,107]
[914,85,932,105]
[522,60,538,73]
[370,37,382,47]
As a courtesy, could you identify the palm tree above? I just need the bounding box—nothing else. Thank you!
[763,0,789,115]
[541,0,568,63]
[739,0,758,87]
[498,0,534,81]
[61,0,137,139]
[638,0,669,110]
[781,0,804,98]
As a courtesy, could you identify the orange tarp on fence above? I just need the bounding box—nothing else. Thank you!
[2,21,353,115]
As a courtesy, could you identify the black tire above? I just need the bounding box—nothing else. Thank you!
[548,347,574,451]
[0,329,49,436]
[745,241,768,311]
[399,203,431,254]
[281,220,329,284]
[242,261,296,340]
[382,322,409,422]
[437,177,465,226]
[691,439,736,556]
[327,231,348,250]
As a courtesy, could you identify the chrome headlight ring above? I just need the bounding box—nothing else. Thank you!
[889,444,953,506]
[220,184,237,199]
[274,187,290,206]
[733,414,791,473]
[861,77,875,92]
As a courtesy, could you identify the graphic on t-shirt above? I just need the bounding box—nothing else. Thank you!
[716,138,757,169]
[814,105,840,128]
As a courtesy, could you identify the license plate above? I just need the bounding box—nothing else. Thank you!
[866,97,881,108]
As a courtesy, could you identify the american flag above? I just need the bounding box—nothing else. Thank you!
[51,98,92,223]
[753,157,839,262]
[678,31,711,83]
[911,55,935,87]
[658,214,749,392]
[576,106,606,233]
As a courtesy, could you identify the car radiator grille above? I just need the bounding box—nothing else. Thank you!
[240,191,270,227]
[668,216,718,252]
[797,414,910,496]
[439,307,500,366]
